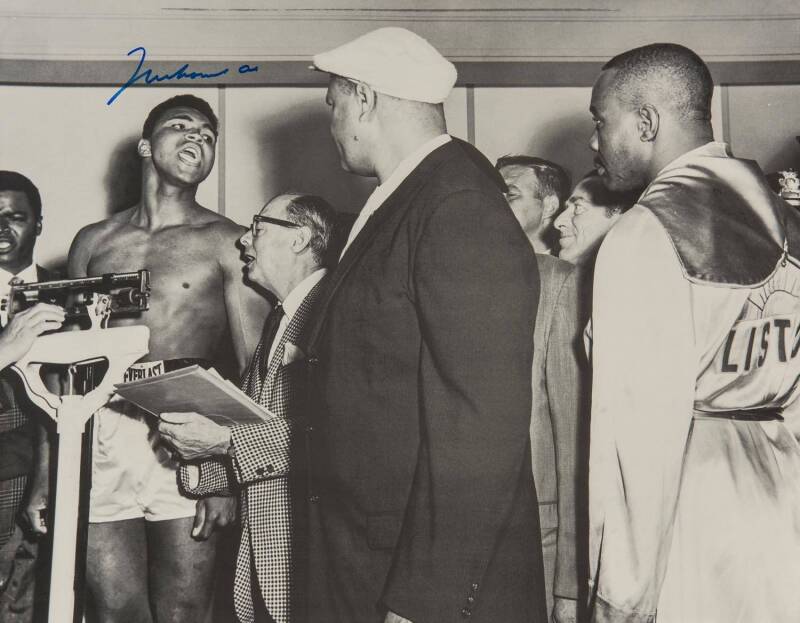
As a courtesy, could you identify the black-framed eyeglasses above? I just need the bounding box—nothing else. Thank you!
[250,214,300,236]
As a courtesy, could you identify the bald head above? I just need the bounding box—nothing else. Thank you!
[326,74,447,182]
[602,43,713,123]
[589,43,716,191]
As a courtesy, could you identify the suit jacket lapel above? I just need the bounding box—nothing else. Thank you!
[303,194,397,354]
[261,276,328,409]
[36,265,53,281]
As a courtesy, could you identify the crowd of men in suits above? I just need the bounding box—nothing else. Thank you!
[1,25,800,623]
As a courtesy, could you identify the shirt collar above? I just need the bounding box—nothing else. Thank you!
[375,134,451,200]
[338,134,452,260]
[0,261,37,294]
[280,267,327,320]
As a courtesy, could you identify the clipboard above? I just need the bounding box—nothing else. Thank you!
[114,364,272,427]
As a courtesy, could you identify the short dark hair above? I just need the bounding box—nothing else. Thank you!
[579,172,638,217]
[283,194,337,267]
[496,155,572,205]
[141,95,219,139]
[602,43,713,121]
[0,171,42,220]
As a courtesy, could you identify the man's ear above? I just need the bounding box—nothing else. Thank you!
[291,226,312,254]
[138,138,152,158]
[638,104,659,142]
[542,195,560,221]
[354,82,377,121]
[35,217,42,236]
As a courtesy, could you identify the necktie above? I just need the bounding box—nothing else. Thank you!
[258,303,285,379]
[1,277,23,330]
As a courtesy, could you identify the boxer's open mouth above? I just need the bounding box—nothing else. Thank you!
[178,144,201,166]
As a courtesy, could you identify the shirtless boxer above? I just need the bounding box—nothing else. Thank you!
[33,95,266,622]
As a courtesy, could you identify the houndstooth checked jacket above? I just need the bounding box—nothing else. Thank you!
[0,374,32,549]
[0,265,58,549]
[180,275,327,623]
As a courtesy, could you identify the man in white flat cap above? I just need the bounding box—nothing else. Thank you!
[302,27,546,623]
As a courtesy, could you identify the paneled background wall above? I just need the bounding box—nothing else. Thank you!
[0,82,797,268]
[1,1,799,267]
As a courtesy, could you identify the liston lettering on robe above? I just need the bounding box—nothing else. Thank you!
[719,315,798,373]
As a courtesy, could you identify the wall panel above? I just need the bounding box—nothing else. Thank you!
[223,86,468,226]
[726,85,800,174]
[1,79,797,271]
[474,87,595,181]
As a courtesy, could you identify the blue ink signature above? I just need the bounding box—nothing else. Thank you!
[107,47,259,105]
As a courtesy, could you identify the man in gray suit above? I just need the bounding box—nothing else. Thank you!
[498,157,588,623]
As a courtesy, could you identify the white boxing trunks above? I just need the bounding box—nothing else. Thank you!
[89,358,211,523]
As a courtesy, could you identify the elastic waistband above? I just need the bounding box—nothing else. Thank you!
[124,358,212,382]
[693,408,783,423]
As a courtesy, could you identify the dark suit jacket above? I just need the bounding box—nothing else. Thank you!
[530,255,588,603]
[303,138,545,623]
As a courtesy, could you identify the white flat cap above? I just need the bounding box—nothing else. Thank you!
[312,27,457,104]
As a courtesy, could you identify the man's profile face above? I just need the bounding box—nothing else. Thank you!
[0,190,41,273]
[240,195,298,293]
[499,165,546,236]
[589,70,648,192]
[325,77,366,174]
[145,106,217,187]
[554,177,622,265]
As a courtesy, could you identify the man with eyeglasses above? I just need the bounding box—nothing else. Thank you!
[31,94,268,623]
[159,193,336,623]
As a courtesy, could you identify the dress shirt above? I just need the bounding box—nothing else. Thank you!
[339,133,452,258]
[266,268,328,365]
[0,262,38,298]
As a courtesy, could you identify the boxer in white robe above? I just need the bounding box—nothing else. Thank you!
[587,43,800,623]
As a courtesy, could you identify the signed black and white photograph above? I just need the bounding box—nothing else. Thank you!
[1,2,799,623]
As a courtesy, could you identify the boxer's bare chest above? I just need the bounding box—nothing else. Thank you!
[85,224,233,360]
